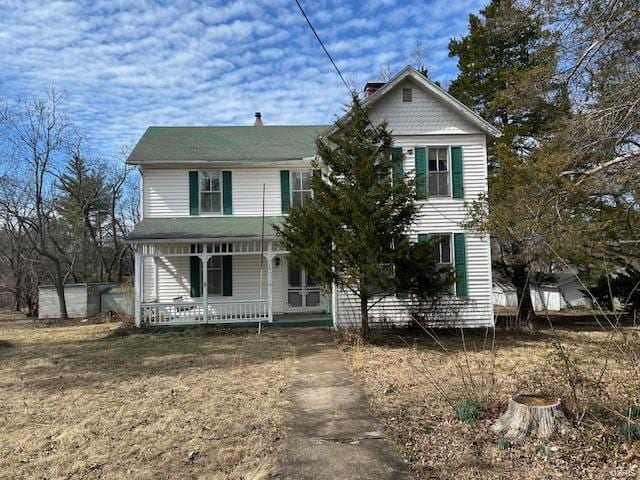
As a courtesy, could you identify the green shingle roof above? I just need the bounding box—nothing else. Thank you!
[126,125,329,164]
[127,216,284,241]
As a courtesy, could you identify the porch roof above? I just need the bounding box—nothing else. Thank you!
[127,216,284,242]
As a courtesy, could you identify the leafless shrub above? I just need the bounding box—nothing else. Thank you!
[391,295,502,410]
[408,294,464,328]
[535,247,640,437]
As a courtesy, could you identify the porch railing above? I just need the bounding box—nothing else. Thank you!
[141,299,271,325]
[141,302,205,325]
[207,299,270,322]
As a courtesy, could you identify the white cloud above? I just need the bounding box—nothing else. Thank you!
[0,0,484,153]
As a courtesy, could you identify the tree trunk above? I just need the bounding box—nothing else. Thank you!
[27,290,37,318]
[14,274,22,312]
[53,263,69,322]
[512,263,535,328]
[360,294,369,341]
[492,395,566,442]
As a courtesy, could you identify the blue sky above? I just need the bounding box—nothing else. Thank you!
[0,0,484,155]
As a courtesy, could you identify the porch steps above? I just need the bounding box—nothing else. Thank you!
[272,313,332,328]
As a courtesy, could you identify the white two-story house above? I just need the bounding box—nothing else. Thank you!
[126,66,500,328]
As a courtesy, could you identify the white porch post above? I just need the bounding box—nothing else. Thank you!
[153,256,159,301]
[201,251,208,324]
[134,246,142,327]
[331,241,338,329]
[331,280,338,330]
[266,241,273,323]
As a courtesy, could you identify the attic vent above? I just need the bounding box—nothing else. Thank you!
[402,87,413,102]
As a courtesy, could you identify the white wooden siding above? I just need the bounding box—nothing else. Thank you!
[142,166,305,218]
[334,233,493,328]
[143,169,189,217]
[231,168,283,217]
[333,129,493,326]
[368,79,482,135]
[141,250,286,314]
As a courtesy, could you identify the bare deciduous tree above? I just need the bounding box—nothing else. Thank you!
[0,90,79,320]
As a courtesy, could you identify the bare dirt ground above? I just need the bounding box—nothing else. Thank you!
[0,317,295,479]
[343,324,640,479]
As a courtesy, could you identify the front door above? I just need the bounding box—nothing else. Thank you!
[286,263,322,311]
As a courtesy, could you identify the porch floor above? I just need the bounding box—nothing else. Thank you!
[272,312,332,328]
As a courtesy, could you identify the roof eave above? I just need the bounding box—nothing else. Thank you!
[126,234,280,244]
[322,65,502,139]
[126,157,314,166]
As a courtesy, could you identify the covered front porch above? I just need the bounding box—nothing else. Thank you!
[129,216,331,327]
[134,237,286,326]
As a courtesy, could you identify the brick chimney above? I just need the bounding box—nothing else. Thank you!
[364,82,385,98]
[253,112,263,126]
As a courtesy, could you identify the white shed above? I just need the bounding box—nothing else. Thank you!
[530,284,562,312]
[492,282,518,307]
[493,281,562,312]
[38,283,118,319]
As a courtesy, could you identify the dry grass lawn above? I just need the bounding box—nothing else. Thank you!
[0,317,295,479]
[344,324,640,479]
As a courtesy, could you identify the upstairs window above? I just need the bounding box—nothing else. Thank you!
[200,171,221,213]
[402,87,413,102]
[428,147,450,197]
[291,170,312,208]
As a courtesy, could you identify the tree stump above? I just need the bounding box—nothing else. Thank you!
[491,395,566,442]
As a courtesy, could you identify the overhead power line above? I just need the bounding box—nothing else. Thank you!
[294,0,352,95]
[293,0,382,138]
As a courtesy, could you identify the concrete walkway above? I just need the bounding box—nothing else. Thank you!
[277,329,413,480]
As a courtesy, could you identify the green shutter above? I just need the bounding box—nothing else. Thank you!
[222,171,232,215]
[280,170,290,214]
[451,146,463,199]
[189,247,202,298]
[222,256,233,296]
[392,147,403,184]
[454,233,467,296]
[414,147,427,199]
[189,171,199,215]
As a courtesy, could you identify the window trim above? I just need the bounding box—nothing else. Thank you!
[289,169,313,209]
[427,146,451,198]
[199,170,223,215]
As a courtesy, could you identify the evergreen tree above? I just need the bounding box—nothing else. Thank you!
[277,97,452,340]
[449,0,569,326]
[448,0,562,155]
[57,154,109,282]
